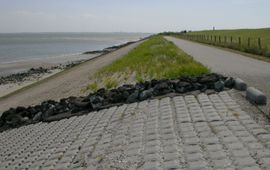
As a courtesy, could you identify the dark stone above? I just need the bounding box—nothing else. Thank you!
[71,107,82,114]
[224,77,235,88]
[107,90,124,103]
[139,88,154,101]
[199,73,219,84]
[144,81,151,89]
[121,91,130,101]
[175,87,185,93]
[175,81,192,93]
[0,119,4,127]
[72,99,90,108]
[193,83,203,90]
[200,85,208,92]
[153,82,169,93]
[15,106,26,113]
[150,79,159,87]
[189,77,198,83]
[97,88,106,96]
[135,83,146,91]
[127,90,139,103]
[0,73,234,132]
[176,81,191,88]
[214,81,225,92]
[89,95,104,109]
[155,81,174,95]
[41,107,55,120]
[33,112,42,121]
[5,114,24,127]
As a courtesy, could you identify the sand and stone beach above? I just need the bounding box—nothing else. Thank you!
[0,53,100,98]
[0,40,144,113]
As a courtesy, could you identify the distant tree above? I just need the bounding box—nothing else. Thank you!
[180,30,187,34]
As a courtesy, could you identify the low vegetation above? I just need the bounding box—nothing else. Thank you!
[83,36,209,92]
[168,28,270,58]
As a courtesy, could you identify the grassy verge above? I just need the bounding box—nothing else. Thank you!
[165,28,270,58]
[83,36,209,92]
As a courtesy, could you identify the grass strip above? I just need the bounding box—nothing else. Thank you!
[163,28,270,58]
[84,36,209,92]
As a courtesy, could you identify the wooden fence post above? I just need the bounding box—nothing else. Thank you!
[238,37,241,46]
[219,36,221,43]
[258,38,261,49]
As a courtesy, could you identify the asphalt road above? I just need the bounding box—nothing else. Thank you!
[165,36,270,108]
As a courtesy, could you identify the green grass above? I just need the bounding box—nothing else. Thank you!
[81,36,209,92]
[103,77,118,89]
[81,81,98,93]
[181,28,270,57]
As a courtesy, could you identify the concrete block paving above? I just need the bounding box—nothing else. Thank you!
[1,91,270,169]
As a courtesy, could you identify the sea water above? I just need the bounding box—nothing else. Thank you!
[0,32,151,63]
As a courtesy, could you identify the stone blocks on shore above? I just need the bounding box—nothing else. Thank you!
[234,78,247,91]
[246,87,267,105]
[0,73,235,131]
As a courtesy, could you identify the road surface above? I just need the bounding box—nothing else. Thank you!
[166,36,270,108]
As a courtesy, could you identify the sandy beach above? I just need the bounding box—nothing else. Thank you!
[0,53,100,98]
[0,69,62,98]
[0,53,98,77]
[0,40,143,113]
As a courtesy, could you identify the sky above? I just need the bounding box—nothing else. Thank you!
[0,0,269,33]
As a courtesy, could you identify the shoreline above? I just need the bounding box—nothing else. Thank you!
[0,40,141,98]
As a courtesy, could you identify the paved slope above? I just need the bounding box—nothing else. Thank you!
[165,36,270,107]
[1,92,270,170]
[0,41,143,113]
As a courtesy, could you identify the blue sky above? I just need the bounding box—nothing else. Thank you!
[0,0,269,33]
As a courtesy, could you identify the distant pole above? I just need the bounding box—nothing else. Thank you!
[258,38,261,49]
[219,36,221,43]
[213,26,215,31]
[230,36,233,44]
[239,37,241,45]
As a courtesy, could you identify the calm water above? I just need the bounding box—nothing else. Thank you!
[0,32,151,63]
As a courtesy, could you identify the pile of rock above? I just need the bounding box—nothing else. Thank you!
[0,67,51,85]
[0,73,235,131]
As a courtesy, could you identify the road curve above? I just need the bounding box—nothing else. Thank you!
[165,36,270,107]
